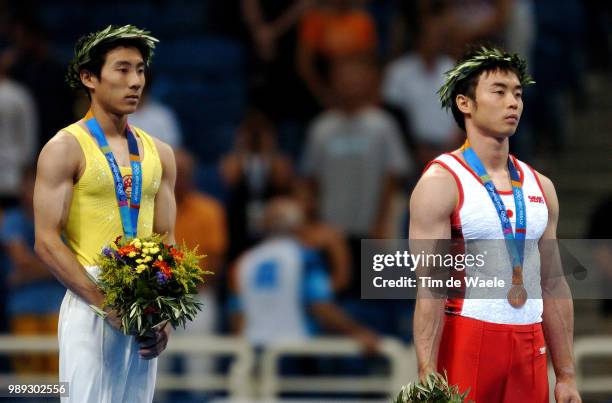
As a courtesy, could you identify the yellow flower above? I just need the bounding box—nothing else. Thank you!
[158,255,163,261]
[149,247,160,254]
[144,256,153,263]
[130,239,142,249]
[128,252,137,258]
[136,258,144,264]
[142,248,150,255]
[136,264,147,273]
[143,242,156,248]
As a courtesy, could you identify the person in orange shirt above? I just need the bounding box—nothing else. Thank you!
[297,0,377,107]
[169,149,228,376]
[174,149,227,274]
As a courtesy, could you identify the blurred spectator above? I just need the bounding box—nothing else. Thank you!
[242,0,317,157]
[444,0,513,57]
[0,47,36,208]
[503,0,535,58]
[504,0,536,159]
[297,0,377,107]
[383,11,461,167]
[302,56,411,298]
[8,16,74,151]
[175,149,228,275]
[294,182,351,293]
[387,0,513,58]
[303,56,410,238]
[243,0,310,78]
[386,0,425,59]
[220,110,294,260]
[229,196,378,353]
[1,166,65,374]
[161,149,228,378]
[129,72,183,148]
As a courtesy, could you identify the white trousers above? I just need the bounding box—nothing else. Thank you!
[58,266,157,403]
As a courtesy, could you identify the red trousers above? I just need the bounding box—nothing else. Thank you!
[437,314,549,403]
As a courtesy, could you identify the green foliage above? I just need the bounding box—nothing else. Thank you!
[66,24,158,90]
[94,233,211,336]
[438,46,535,110]
[393,372,472,403]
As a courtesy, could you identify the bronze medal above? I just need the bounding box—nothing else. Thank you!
[507,284,527,308]
[508,266,527,308]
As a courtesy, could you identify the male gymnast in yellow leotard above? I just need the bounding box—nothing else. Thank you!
[34,25,176,402]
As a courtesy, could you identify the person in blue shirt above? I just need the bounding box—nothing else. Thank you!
[229,196,378,352]
[1,166,65,374]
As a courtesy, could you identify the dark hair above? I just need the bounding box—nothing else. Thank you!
[76,37,150,97]
[450,47,522,131]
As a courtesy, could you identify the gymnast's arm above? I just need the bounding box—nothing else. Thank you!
[137,139,177,360]
[538,173,581,403]
[410,163,457,380]
[152,139,177,245]
[33,132,110,314]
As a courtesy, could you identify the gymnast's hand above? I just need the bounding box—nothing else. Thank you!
[554,378,582,403]
[103,307,123,331]
[137,324,170,360]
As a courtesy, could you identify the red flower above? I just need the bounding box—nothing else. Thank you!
[154,260,172,278]
[118,245,137,256]
[169,247,184,261]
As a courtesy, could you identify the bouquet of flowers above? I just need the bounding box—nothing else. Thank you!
[89,234,210,336]
[393,372,472,403]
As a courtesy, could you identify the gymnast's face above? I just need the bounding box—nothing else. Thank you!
[458,69,524,138]
[85,46,145,115]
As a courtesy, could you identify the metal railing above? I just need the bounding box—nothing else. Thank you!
[574,336,612,394]
[156,335,255,398]
[1,334,606,400]
[0,335,255,398]
[259,337,415,399]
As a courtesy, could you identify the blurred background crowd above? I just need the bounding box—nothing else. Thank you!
[0,0,610,401]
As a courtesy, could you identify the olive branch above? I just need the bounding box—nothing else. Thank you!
[438,46,535,110]
[66,24,159,89]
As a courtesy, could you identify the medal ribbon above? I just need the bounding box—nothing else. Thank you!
[461,140,526,279]
[85,113,142,239]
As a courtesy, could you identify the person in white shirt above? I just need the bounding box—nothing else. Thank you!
[303,55,412,298]
[0,48,37,207]
[129,73,183,147]
[383,13,461,166]
[229,196,379,353]
[304,56,411,240]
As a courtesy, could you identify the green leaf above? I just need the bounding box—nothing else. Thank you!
[393,371,472,403]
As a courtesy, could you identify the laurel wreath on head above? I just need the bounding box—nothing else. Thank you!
[438,46,535,110]
[66,24,159,90]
